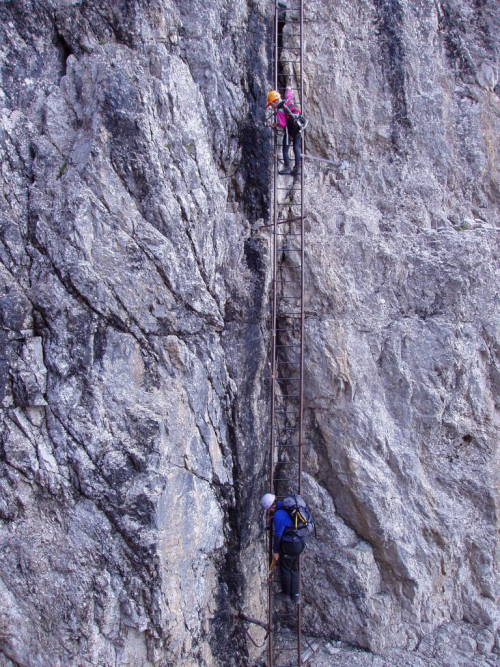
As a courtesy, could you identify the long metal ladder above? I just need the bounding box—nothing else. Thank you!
[266,1,309,665]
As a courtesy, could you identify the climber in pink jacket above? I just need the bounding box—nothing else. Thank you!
[266,89,304,176]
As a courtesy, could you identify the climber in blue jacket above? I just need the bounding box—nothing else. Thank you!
[261,493,304,604]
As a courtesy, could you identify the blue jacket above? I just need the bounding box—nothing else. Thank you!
[272,502,294,552]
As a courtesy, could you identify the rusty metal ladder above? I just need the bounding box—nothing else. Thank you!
[266,1,311,665]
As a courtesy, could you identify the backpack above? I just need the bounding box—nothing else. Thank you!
[282,494,314,540]
[282,101,309,134]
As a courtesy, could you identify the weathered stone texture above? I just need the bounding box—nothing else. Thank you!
[0,0,499,666]
[299,0,500,663]
[1,1,269,665]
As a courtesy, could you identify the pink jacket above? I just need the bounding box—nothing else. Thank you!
[276,89,295,129]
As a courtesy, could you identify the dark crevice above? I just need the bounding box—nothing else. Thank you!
[437,2,475,77]
[206,345,257,666]
[276,3,288,96]
[373,0,411,149]
[53,30,73,78]
[234,8,272,223]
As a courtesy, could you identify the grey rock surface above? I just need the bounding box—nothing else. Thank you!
[297,1,500,662]
[0,0,499,666]
[1,1,270,665]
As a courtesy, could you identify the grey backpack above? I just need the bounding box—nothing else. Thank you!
[282,494,315,540]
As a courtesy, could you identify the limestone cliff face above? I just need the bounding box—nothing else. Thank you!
[0,1,499,666]
[301,2,500,662]
[1,1,270,665]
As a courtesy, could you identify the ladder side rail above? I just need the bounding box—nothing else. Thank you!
[269,1,309,664]
[299,0,305,498]
[268,3,281,666]
[298,3,305,665]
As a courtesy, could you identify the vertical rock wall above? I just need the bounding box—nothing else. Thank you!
[300,0,500,663]
[0,1,499,666]
[1,1,271,665]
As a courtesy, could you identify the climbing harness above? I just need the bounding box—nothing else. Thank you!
[281,100,309,134]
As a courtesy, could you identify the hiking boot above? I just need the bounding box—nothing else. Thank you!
[291,594,300,605]
[291,167,301,177]
[279,166,292,175]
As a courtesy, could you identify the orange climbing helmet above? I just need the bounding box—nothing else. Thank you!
[266,90,281,108]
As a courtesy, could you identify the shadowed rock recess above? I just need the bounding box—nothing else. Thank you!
[0,1,499,666]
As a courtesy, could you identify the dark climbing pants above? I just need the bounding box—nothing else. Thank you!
[280,540,304,596]
[283,131,301,171]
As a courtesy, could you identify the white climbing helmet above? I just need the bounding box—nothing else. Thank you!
[260,493,276,510]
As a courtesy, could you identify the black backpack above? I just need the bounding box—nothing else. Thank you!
[282,494,314,540]
[282,101,309,134]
